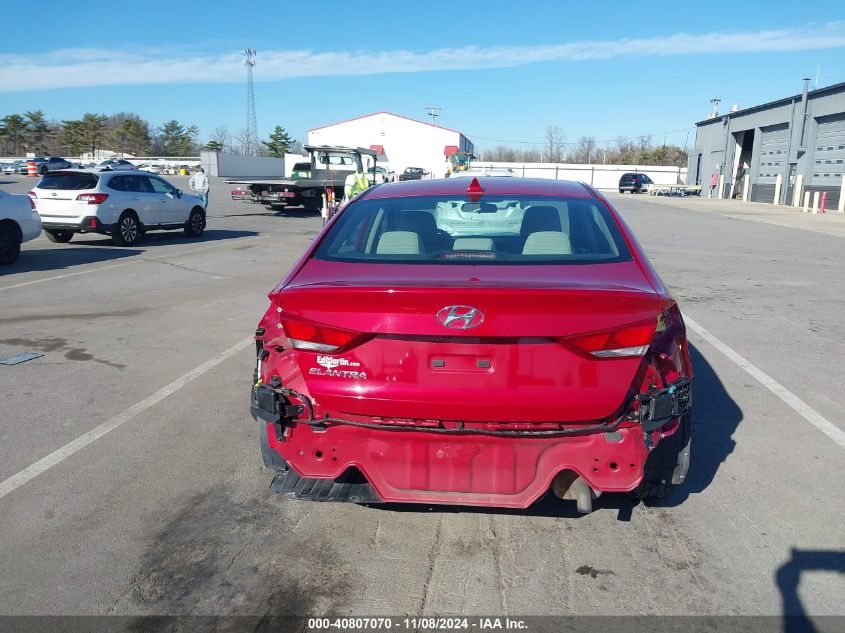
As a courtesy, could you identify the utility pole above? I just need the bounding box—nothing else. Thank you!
[426,106,441,125]
[244,48,258,155]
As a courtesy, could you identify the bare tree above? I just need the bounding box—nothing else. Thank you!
[544,126,565,163]
[211,126,232,151]
[567,136,597,164]
[234,128,251,155]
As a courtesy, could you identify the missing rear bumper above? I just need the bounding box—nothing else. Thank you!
[270,468,382,503]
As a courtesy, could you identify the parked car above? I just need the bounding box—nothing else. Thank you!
[96,159,136,171]
[618,172,654,193]
[2,160,26,175]
[398,167,428,181]
[290,162,311,180]
[17,156,75,175]
[137,163,165,174]
[251,177,693,511]
[366,165,395,184]
[29,169,206,246]
[0,189,42,264]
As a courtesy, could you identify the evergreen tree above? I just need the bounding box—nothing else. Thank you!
[262,126,294,157]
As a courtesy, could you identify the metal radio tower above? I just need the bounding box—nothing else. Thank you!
[244,49,258,154]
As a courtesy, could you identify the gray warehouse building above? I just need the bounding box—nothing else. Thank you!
[687,80,845,209]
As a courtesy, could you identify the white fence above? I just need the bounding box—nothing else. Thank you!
[468,162,687,189]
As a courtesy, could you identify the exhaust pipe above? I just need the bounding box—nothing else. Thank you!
[552,470,601,514]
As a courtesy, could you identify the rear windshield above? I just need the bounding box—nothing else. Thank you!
[316,195,632,265]
[37,173,99,190]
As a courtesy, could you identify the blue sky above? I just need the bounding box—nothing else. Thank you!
[1,0,844,152]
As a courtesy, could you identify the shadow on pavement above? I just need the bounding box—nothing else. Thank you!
[70,228,258,247]
[776,548,845,632]
[649,342,743,508]
[4,229,258,276]
[369,342,741,520]
[3,245,142,275]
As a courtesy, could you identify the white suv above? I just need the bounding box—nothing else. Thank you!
[30,170,206,246]
[0,189,42,265]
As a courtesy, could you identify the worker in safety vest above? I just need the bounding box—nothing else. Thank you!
[344,170,369,200]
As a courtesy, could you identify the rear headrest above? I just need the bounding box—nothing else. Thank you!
[397,210,437,234]
[522,231,572,255]
[376,231,421,255]
[520,206,562,238]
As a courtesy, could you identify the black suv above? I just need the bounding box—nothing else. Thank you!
[618,173,653,193]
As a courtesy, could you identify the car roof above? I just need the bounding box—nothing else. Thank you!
[42,168,156,177]
[364,177,593,200]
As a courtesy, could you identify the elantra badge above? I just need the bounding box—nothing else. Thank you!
[437,305,484,330]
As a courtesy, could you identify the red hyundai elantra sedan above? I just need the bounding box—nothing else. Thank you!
[251,177,692,512]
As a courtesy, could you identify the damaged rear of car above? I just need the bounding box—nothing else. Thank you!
[251,177,692,512]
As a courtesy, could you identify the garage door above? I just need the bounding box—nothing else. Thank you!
[811,115,845,186]
[757,123,790,184]
[753,123,789,202]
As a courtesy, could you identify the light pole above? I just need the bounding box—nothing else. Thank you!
[426,106,441,125]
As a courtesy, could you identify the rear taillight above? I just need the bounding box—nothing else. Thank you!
[281,318,371,353]
[76,193,109,205]
[559,320,656,358]
[27,191,36,208]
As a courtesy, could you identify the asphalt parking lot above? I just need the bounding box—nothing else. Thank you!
[0,175,843,625]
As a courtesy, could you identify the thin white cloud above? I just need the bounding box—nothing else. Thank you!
[1,22,844,92]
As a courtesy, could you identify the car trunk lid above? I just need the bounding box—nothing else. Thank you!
[275,260,659,422]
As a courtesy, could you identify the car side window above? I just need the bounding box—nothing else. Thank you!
[124,175,154,193]
[147,177,173,194]
[108,176,127,191]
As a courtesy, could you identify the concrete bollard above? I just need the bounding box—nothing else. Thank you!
[839,175,845,213]
[811,191,820,214]
[717,174,725,199]
[774,174,782,205]
[803,191,811,213]
[742,174,750,202]
[793,174,804,207]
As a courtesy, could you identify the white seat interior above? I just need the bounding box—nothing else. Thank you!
[522,231,572,255]
[452,237,493,251]
[376,231,421,255]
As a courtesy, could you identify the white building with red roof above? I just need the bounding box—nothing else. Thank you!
[307,111,474,180]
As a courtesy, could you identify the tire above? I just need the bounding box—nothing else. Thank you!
[260,421,289,472]
[40,165,48,175]
[184,207,206,237]
[112,211,141,246]
[629,411,692,499]
[0,223,22,265]
[619,189,624,194]
[45,229,73,243]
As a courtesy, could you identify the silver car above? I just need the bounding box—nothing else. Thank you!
[96,159,136,171]
[29,169,206,246]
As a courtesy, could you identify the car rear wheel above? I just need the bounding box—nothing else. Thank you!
[0,223,22,265]
[40,165,49,175]
[629,411,692,499]
[184,207,206,237]
[45,229,73,243]
[112,212,140,246]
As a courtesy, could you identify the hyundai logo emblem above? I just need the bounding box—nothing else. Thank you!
[436,305,484,330]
